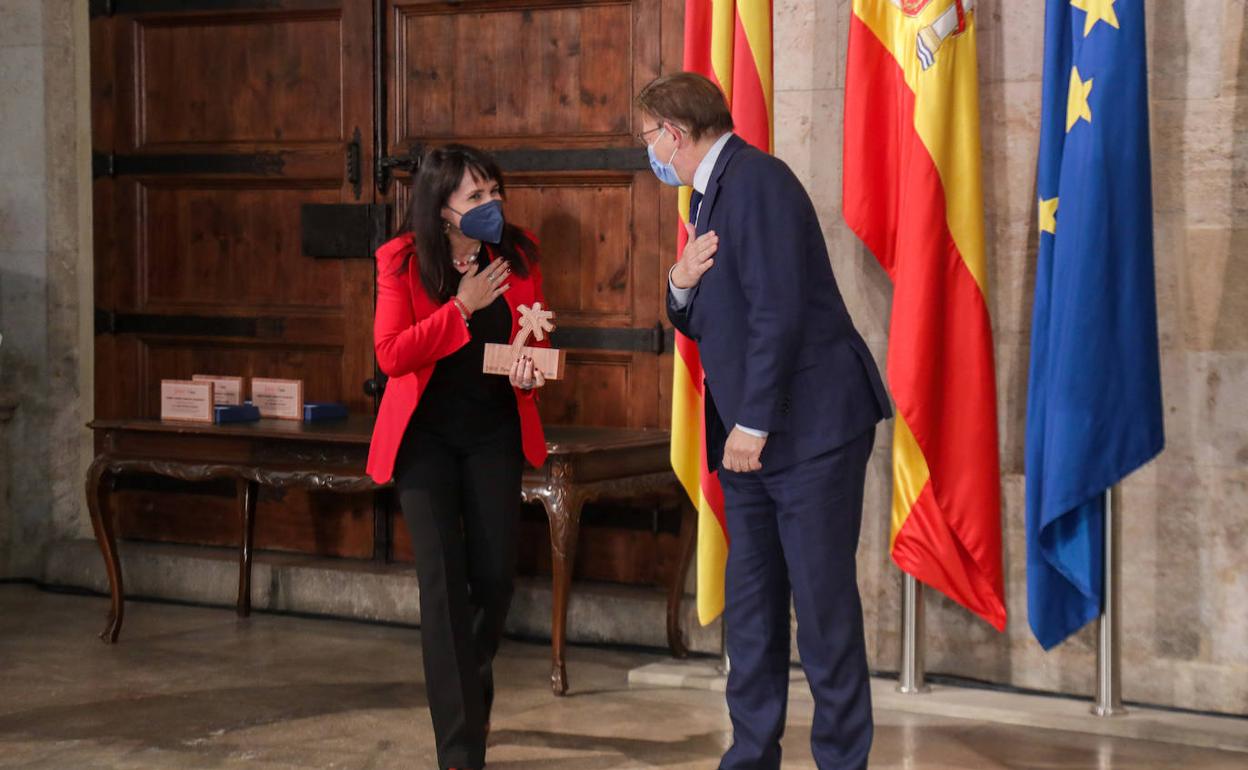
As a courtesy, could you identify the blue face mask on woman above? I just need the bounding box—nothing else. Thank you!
[450,199,505,244]
[647,128,683,187]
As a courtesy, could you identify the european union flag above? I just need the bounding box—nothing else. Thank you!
[1026,0,1165,650]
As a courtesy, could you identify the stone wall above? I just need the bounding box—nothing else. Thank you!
[772,0,1246,714]
[0,0,94,577]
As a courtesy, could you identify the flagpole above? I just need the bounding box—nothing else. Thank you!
[897,573,930,694]
[1092,483,1127,716]
[718,617,730,675]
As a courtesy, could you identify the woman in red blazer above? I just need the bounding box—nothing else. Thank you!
[366,144,548,770]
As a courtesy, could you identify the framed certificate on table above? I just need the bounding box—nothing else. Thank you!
[160,380,214,423]
[192,374,244,405]
[250,378,304,420]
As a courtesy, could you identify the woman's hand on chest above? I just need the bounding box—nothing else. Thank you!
[455,258,512,314]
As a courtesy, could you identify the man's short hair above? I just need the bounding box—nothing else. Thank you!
[636,72,734,142]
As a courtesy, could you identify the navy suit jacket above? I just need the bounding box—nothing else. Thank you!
[668,135,892,473]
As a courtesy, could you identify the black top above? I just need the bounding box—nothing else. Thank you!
[411,251,518,436]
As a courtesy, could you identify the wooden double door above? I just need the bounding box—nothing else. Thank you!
[91,0,683,560]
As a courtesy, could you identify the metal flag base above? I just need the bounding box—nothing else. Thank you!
[897,573,931,694]
[1092,484,1127,717]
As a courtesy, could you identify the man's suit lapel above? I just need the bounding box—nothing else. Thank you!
[690,134,746,308]
[694,134,745,235]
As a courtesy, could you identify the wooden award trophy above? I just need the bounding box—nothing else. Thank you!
[482,302,566,380]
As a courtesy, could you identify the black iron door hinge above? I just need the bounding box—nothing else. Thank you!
[95,310,285,338]
[301,203,390,259]
[91,1,295,17]
[552,323,669,355]
[91,150,285,179]
[346,128,363,201]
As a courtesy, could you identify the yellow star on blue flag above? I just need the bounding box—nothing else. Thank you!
[1066,67,1093,131]
[1071,0,1120,36]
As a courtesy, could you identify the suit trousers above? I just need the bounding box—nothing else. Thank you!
[718,427,876,770]
[394,414,523,770]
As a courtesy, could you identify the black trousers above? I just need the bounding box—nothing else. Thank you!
[394,414,523,770]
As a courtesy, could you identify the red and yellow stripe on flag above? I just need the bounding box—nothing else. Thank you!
[674,0,773,625]
[842,0,1006,630]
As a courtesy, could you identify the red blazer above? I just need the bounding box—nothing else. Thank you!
[366,233,549,484]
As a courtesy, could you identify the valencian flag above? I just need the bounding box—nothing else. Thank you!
[843,0,1006,630]
[1026,0,1164,650]
[673,0,773,624]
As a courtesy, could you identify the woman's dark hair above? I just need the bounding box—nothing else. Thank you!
[398,143,535,302]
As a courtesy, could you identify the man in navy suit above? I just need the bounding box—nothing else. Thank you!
[637,73,891,770]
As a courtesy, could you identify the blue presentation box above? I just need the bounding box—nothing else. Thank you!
[214,403,261,424]
[303,402,348,422]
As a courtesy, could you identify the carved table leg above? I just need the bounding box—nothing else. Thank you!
[667,499,697,659]
[537,472,586,696]
[237,478,258,617]
[86,456,123,643]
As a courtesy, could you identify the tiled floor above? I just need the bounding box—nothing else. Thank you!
[0,585,1244,769]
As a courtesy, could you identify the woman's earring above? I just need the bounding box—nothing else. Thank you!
[442,220,451,234]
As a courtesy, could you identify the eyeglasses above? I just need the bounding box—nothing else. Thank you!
[634,125,664,146]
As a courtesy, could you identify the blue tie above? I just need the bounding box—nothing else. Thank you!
[689,190,703,226]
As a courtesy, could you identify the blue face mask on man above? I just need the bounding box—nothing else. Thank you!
[450,199,505,244]
[647,127,683,187]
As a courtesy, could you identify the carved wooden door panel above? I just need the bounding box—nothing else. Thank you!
[380,0,670,431]
[91,1,379,557]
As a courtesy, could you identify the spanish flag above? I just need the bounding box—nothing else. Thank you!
[842,0,1006,630]
[673,0,773,625]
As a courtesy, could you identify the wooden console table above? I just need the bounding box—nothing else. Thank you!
[86,419,693,695]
